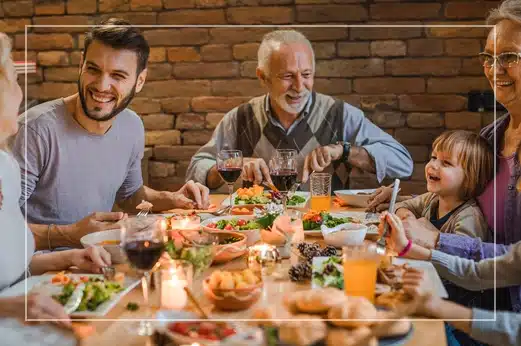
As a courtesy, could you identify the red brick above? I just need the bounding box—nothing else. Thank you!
[142,114,175,130]
[212,79,264,96]
[27,82,77,100]
[313,42,336,59]
[163,0,196,9]
[201,44,232,62]
[316,59,384,77]
[44,67,78,82]
[399,95,467,112]
[227,7,294,24]
[406,113,444,128]
[427,77,490,94]
[426,23,488,38]
[154,145,201,161]
[116,12,158,25]
[370,3,441,20]
[461,57,485,76]
[147,63,173,81]
[149,47,166,63]
[445,39,481,57]
[395,128,445,145]
[296,0,330,3]
[145,130,181,146]
[77,34,86,49]
[174,62,239,79]
[0,19,31,33]
[240,61,257,78]
[445,2,499,19]
[183,130,213,145]
[408,39,444,57]
[130,0,162,11]
[411,163,427,181]
[209,28,271,44]
[144,29,209,46]
[130,97,162,114]
[351,26,423,40]
[261,0,291,4]
[3,1,33,17]
[37,51,70,66]
[20,69,44,85]
[176,161,191,177]
[141,80,211,97]
[226,0,261,5]
[296,5,368,23]
[445,112,482,130]
[191,96,249,112]
[150,176,186,191]
[167,47,201,62]
[233,43,259,60]
[298,28,349,41]
[149,161,176,178]
[70,51,82,65]
[370,40,406,57]
[11,51,38,63]
[33,16,91,33]
[35,0,65,15]
[17,33,74,50]
[386,58,461,76]
[99,0,130,12]
[369,111,405,128]
[161,98,192,113]
[67,0,97,14]
[400,181,428,196]
[337,42,370,58]
[314,78,352,95]
[197,0,226,7]
[360,95,398,111]
[338,94,361,108]
[353,77,425,94]
[405,145,429,163]
[176,113,206,130]
[158,10,226,25]
[206,112,225,129]
[482,112,495,127]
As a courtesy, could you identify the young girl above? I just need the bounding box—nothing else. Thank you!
[395,130,494,239]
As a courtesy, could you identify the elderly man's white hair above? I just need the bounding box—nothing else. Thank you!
[487,0,521,25]
[257,30,315,77]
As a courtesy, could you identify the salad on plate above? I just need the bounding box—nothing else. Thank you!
[233,185,307,206]
[312,256,344,289]
[302,211,362,231]
[205,218,262,231]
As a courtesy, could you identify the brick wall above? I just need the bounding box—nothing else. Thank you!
[8,0,500,194]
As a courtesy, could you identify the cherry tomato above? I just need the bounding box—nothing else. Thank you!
[311,215,322,223]
[170,323,189,335]
[224,224,234,231]
[237,219,247,226]
[221,328,236,338]
[206,223,216,229]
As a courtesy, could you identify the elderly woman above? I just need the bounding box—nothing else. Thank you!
[0,34,110,326]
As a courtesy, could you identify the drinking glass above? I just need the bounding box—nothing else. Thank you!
[217,150,243,213]
[310,172,332,212]
[269,149,298,210]
[342,242,382,303]
[121,215,167,336]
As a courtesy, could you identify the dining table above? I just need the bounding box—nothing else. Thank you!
[54,194,447,346]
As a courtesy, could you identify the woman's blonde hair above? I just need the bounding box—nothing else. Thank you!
[486,0,521,25]
[432,130,494,200]
[0,33,12,77]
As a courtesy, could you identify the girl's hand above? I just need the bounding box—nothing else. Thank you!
[378,212,410,253]
[402,268,440,317]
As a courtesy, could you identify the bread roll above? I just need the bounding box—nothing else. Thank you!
[373,310,412,337]
[279,315,327,346]
[326,327,377,346]
[295,288,347,314]
[328,296,377,328]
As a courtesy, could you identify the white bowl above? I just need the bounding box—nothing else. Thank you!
[201,215,261,247]
[320,223,368,247]
[334,189,376,207]
[80,229,125,264]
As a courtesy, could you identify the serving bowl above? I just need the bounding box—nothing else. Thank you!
[334,189,376,208]
[203,273,263,311]
[80,229,125,264]
[213,231,248,264]
[320,223,368,247]
[202,215,261,247]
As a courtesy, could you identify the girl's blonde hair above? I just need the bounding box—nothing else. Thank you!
[433,130,494,200]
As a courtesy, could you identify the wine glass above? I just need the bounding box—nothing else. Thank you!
[269,149,298,210]
[217,149,243,213]
[121,215,166,336]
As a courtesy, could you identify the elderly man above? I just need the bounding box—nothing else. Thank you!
[187,30,413,191]
[10,18,210,250]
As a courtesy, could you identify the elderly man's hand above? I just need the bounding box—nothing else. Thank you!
[174,180,210,209]
[241,158,271,185]
[302,144,343,183]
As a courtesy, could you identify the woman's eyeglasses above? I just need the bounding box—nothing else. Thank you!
[478,52,521,68]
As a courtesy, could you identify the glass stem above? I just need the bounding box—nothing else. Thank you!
[228,183,233,214]
[138,271,153,336]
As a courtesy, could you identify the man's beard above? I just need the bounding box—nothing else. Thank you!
[78,79,136,122]
[276,90,311,115]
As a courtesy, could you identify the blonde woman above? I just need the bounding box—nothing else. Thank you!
[0,33,110,326]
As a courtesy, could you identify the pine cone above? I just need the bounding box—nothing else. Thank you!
[321,245,338,257]
[288,262,312,282]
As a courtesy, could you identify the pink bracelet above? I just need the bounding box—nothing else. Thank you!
[398,239,412,257]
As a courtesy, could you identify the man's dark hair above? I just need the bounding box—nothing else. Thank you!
[83,18,149,74]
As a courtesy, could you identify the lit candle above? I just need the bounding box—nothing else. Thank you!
[170,216,200,232]
[161,269,187,310]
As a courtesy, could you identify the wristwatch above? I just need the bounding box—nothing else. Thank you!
[336,141,351,163]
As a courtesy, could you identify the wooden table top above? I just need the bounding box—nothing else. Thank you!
[73,195,447,346]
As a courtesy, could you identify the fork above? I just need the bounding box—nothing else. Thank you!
[137,207,151,218]
[210,205,231,216]
[375,179,401,255]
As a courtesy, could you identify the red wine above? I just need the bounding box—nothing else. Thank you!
[218,167,242,184]
[270,170,297,192]
[124,240,164,271]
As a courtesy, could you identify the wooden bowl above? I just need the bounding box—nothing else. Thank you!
[203,276,263,311]
[202,216,261,247]
[212,231,248,264]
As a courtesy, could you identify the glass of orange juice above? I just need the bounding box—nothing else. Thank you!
[342,243,382,303]
[310,173,331,212]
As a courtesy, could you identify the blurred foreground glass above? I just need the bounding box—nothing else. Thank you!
[342,242,382,303]
[310,172,332,212]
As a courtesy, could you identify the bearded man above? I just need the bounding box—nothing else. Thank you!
[10,18,210,250]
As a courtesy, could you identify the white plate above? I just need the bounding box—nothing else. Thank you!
[334,189,376,208]
[303,212,379,237]
[222,191,310,208]
[0,274,140,317]
[393,258,448,298]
